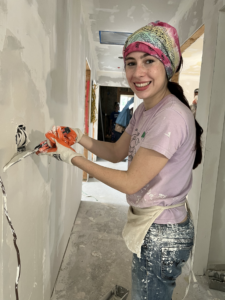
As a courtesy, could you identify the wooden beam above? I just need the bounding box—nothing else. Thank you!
[171,25,205,84]
[181,25,205,54]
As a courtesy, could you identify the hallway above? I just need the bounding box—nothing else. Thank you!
[51,160,225,300]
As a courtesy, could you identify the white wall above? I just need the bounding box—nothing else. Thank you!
[0,1,96,299]
[208,113,225,266]
[171,0,225,274]
[207,7,225,267]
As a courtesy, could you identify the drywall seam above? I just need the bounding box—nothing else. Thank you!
[190,0,225,275]
[203,8,225,266]
[141,4,153,23]
[0,0,7,52]
[169,0,197,27]
[127,6,136,21]
[6,0,51,105]
[80,0,99,73]
[95,5,119,14]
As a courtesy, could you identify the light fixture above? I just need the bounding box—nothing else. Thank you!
[99,31,132,45]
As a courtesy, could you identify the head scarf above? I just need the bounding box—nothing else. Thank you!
[123,21,181,80]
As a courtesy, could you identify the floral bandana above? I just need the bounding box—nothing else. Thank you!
[123,21,181,80]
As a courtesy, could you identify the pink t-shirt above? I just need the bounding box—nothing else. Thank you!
[125,94,196,224]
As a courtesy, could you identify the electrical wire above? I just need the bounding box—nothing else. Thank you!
[82,190,99,202]
[0,177,21,300]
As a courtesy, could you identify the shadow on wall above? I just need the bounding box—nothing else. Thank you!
[1,2,80,298]
[45,0,69,114]
[43,0,84,293]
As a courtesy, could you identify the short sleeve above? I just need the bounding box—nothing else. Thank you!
[125,110,136,135]
[141,109,188,159]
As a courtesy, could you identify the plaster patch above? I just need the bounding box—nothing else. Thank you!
[76,292,86,299]
[95,6,119,14]
[188,18,199,38]
[127,6,136,21]
[109,15,115,23]
[98,76,129,87]
[92,251,102,258]
[141,4,153,23]
[0,0,7,51]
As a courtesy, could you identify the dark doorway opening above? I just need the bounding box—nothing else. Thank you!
[98,86,134,142]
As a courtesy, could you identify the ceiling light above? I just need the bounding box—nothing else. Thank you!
[99,31,132,45]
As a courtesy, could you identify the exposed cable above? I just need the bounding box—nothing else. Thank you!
[16,125,28,152]
[0,177,21,300]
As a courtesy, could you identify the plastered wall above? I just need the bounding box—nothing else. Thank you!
[0,1,96,299]
[171,0,225,274]
[208,114,225,265]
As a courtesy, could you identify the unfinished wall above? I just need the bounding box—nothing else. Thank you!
[208,112,225,265]
[0,1,96,299]
[170,0,225,274]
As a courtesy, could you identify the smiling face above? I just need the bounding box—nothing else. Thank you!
[125,52,170,109]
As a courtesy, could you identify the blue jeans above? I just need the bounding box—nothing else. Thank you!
[132,215,194,300]
[111,130,123,142]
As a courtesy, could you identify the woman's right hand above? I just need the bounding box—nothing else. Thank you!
[70,128,83,143]
[50,126,83,144]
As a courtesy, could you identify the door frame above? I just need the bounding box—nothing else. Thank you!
[83,59,91,181]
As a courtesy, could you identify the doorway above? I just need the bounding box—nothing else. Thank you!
[98,86,134,142]
[178,25,204,109]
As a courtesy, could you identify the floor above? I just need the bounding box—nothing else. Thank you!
[51,159,225,300]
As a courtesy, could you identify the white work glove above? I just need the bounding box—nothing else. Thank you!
[71,128,83,143]
[51,126,83,144]
[44,137,84,165]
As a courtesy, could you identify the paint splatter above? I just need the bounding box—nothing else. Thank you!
[127,6,136,21]
[159,194,167,199]
[92,251,102,258]
[141,4,153,23]
[109,15,115,23]
[165,132,171,137]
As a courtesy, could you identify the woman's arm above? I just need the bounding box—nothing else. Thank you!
[79,132,131,163]
[72,147,168,195]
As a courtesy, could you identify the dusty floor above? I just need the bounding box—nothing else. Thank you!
[51,159,225,300]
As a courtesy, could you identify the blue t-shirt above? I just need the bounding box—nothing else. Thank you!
[110,111,120,124]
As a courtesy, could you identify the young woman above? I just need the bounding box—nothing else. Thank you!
[43,21,203,300]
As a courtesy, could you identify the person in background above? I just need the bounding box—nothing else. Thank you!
[190,88,199,117]
[113,97,134,142]
[110,102,120,142]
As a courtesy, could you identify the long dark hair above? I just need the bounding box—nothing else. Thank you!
[168,57,203,169]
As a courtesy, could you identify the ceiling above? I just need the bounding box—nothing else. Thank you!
[81,0,184,73]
